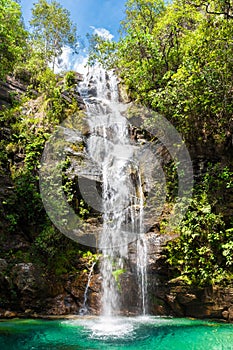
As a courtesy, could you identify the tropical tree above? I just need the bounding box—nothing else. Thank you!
[30,0,78,70]
[180,0,233,19]
[90,0,233,148]
[0,0,27,79]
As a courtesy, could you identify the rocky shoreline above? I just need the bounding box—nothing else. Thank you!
[0,252,233,323]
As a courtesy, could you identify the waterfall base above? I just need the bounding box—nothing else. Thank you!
[1,316,233,349]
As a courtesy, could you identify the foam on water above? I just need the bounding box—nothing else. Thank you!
[1,316,233,349]
[61,315,173,342]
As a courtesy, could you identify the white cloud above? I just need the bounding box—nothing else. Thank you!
[53,44,86,74]
[73,55,89,75]
[53,46,73,73]
[50,27,114,75]
[90,26,114,41]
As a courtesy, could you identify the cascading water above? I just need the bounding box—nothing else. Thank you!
[136,174,148,315]
[79,261,96,316]
[78,65,147,316]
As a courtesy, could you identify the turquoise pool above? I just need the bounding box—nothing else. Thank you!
[0,316,232,349]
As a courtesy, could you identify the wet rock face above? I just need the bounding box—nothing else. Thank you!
[119,271,140,315]
[88,274,102,315]
[120,230,233,321]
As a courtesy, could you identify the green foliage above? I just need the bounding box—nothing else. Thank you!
[33,223,82,274]
[91,0,233,148]
[61,157,91,219]
[222,229,233,267]
[112,268,126,290]
[64,71,76,88]
[12,169,44,232]
[1,105,47,232]
[88,34,117,67]
[14,250,31,263]
[78,199,90,219]
[5,213,18,232]
[0,86,89,272]
[30,0,78,70]
[163,160,179,202]
[62,162,75,204]
[0,0,28,79]
[81,250,101,267]
[0,140,9,170]
[166,192,233,286]
[196,163,233,224]
[1,63,81,242]
[32,224,99,276]
[34,225,64,257]
[180,0,233,20]
[13,49,47,87]
[166,161,233,286]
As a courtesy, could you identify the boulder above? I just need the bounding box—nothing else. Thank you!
[4,310,17,318]
[228,305,233,321]
[45,294,78,315]
[11,263,52,311]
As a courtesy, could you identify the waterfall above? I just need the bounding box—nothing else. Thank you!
[79,261,96,315]
[78,65,147,316]
[136,173,148,315]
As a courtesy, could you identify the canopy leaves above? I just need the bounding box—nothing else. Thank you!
[30,0,78,70]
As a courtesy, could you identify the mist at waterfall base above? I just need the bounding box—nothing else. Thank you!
[1,317,233,349]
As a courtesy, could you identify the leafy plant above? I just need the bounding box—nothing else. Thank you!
[166,193,233,286]
[0,0,28,79]
[112,268,126,290]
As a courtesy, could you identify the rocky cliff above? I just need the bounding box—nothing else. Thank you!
[0,73,232,323]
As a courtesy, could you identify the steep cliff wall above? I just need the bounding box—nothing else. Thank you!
[0,74,232,322]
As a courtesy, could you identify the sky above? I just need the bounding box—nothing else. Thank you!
[19,0,126,72]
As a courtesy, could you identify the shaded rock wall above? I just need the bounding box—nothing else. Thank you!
[1,246,233,322]
[150,282,233,322]
[0,259,101,318]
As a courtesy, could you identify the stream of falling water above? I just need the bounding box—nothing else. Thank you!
[78,66,147,316]
[79,261,96,316]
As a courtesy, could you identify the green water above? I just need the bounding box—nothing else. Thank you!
[0,316,232,349]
